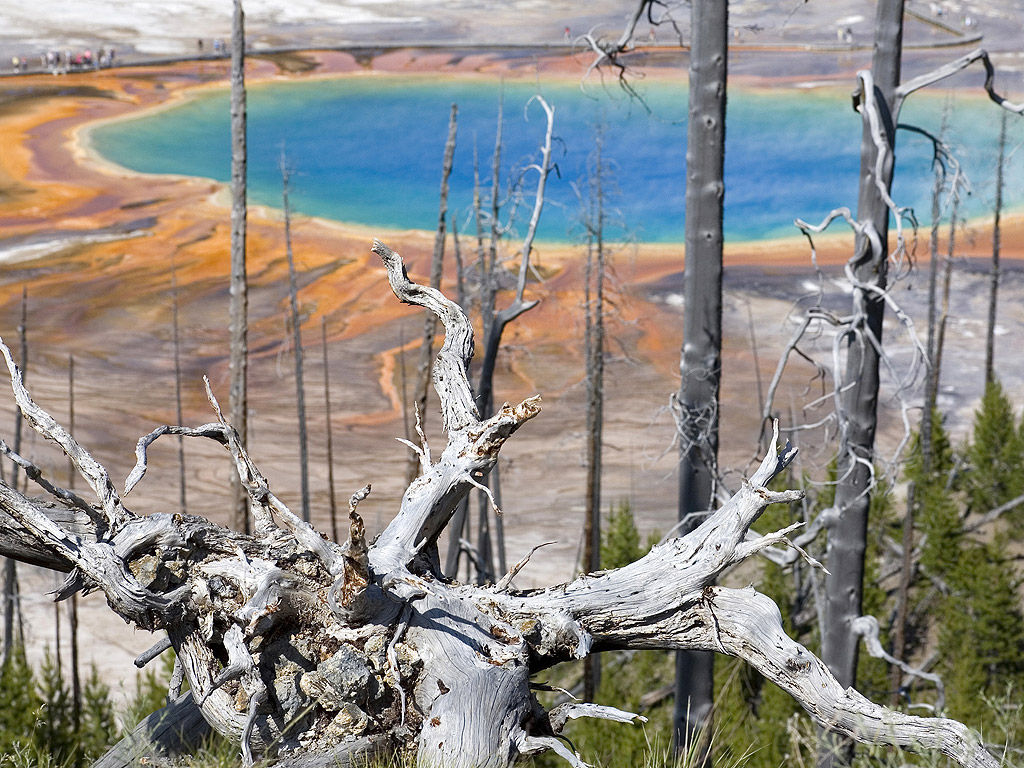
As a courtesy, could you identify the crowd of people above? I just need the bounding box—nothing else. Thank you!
[7,38,236,75]
[10,46,117,74]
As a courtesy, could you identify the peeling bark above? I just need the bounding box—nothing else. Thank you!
[0,243,999,768]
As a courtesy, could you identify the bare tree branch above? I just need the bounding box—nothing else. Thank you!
[895,48,1024,115]
[851,615,945,711]
[0,250,999,768]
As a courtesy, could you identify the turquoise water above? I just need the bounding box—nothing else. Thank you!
[90,76,1023,244]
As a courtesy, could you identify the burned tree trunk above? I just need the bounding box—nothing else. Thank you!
[171,257,187,514]
[282,159,311,523]
[443,145,488,581]
[580,131,607,703]
[1,289,27,666]
[0,241,1001,768]
[820,7,904,765]
[321,317,339,543]
[753,18,1022,768]
[67,352,82,727]
[674,0,727,755]
[228,0,250,534]
[984,110,1006,385]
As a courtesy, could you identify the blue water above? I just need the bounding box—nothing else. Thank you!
[90,75,1023,244]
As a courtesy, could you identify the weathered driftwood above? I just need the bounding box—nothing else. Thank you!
[0,240,999,768]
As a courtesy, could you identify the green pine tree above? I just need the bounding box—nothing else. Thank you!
[924,380,1024,731]
[904,406,955,489]
[918,477,962,581]
[937,541,1024,727]
[886,410,961,713]
[962,378,1024,521]
[600,500,646,569]
[35,648,77,767]
[79,664,117,761]
[0,645,41,755]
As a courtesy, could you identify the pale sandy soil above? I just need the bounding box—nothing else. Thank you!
[0,37,1022,711]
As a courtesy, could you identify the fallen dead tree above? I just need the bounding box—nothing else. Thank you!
[0,240,1000,768]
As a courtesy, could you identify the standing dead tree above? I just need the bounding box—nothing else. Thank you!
[281,158,311,523]
[407,104,458,487]
[445,95,556,585]
[0,240,1002,768]
[890,115,947,705]
[751,7,1023,763]
[814,10,908,742]
[228,0,250,534]
[66,352,82,728]
[578,0,684,103]
[580,129,608,704]
[1,288,27,666]
[473,95,554,472]
[984,110,1007,386]
[171,256,187,515]
[671,0,726,755]
[588,0,727,747]
[321,317,339,543]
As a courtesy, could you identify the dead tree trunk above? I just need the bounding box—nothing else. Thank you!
[281,159,311,523]
[984,110,1006,385]
[471,98,506,585]
[321,318,339,543]
[67,352,81,727]
[451,217,466,312]
[408,104,458,487]
[447,95,554,585]
[731,30,1022,768]
[820,2,903,764]
[580,132,607,703]
[581,137,607,583]
[890,125,949,702]
[0,241,1001,768]
[228,0,250,534]
[934,197,959,393]
[444,148,487,581]
[1,289,27,665]
[674,0,727,756]
[171,257,187,514]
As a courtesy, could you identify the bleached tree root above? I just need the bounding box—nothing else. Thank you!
[0,241,998,768]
